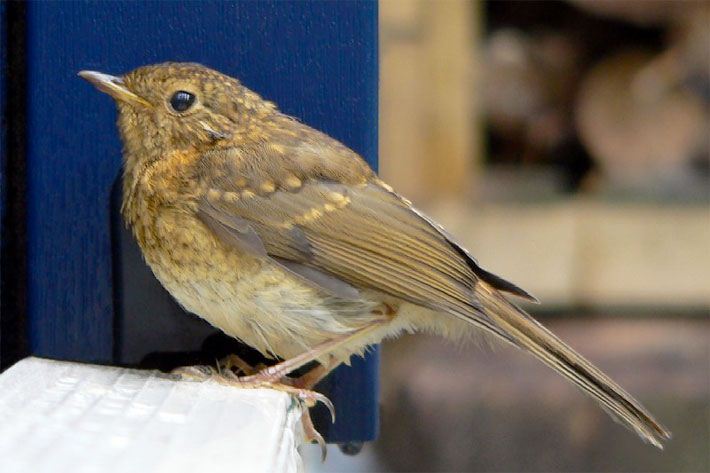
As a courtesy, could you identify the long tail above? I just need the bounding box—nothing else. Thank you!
[475,281,671,448]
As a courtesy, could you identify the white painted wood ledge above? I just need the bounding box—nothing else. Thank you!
[0,357,305,473]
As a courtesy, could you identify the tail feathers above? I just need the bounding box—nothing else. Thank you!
[473,265,539,303]
[475,281,671,448]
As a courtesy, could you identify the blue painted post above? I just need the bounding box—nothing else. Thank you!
[25,1,378,443]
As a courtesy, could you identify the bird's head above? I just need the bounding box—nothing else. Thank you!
[79,62,277,161]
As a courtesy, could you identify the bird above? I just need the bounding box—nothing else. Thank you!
[79,62,670,452]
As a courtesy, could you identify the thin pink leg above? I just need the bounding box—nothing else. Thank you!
[241,321,385,384]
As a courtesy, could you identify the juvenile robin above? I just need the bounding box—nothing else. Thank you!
[79,63,670,452]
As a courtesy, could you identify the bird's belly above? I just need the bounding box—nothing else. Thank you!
[163,265,380,359]
[141,211,381,359]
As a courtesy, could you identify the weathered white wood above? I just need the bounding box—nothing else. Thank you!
[0,357,304,473]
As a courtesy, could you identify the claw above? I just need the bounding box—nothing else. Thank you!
[312,392,336,424]
[267,382,335,424]
[301,409,328,461]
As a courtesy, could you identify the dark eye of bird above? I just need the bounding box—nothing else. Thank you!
[169,90,196,112]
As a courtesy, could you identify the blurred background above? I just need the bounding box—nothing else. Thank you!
[306,0,709,471]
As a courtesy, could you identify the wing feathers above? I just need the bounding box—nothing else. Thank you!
[195,144,536,343]
[198,180,490,321]
[191,139,667,448]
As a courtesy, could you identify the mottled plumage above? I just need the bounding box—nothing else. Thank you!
[79,63,670,448]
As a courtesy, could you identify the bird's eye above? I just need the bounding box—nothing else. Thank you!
[169,90,196,112]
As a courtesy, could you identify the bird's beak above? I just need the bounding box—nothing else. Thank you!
[78,70,152,108]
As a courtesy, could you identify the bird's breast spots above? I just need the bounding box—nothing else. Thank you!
[145,208,265,278]
[154,213,205,245]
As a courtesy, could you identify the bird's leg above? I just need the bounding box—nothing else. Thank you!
[171,358,334,418]
[217,354,267,376]
[240,320,386,385]
[291,355,340,390]
[240,322,384,457]
[221,356,332,389]
[171,321,386,458]
[179,319,384,384]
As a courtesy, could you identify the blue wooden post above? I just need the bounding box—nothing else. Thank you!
[25,1,378,444]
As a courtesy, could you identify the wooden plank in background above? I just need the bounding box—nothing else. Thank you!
[427,200,710,309]
[380,0,479,202]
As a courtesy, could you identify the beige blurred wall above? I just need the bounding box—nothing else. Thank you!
[429,200,710,308]
[379,0,482,203]
[378,1,710,310]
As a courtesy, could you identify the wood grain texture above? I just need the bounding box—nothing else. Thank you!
[379,0,479,201]
[0,358,305,473]
[25,0,378,442]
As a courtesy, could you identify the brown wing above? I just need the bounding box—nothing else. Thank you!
[195,139,524,338]
[199,179,481,313]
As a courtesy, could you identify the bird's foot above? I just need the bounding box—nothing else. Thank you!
[217,353,267,376]
[170,364,217,381]
[170,363,333,459]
